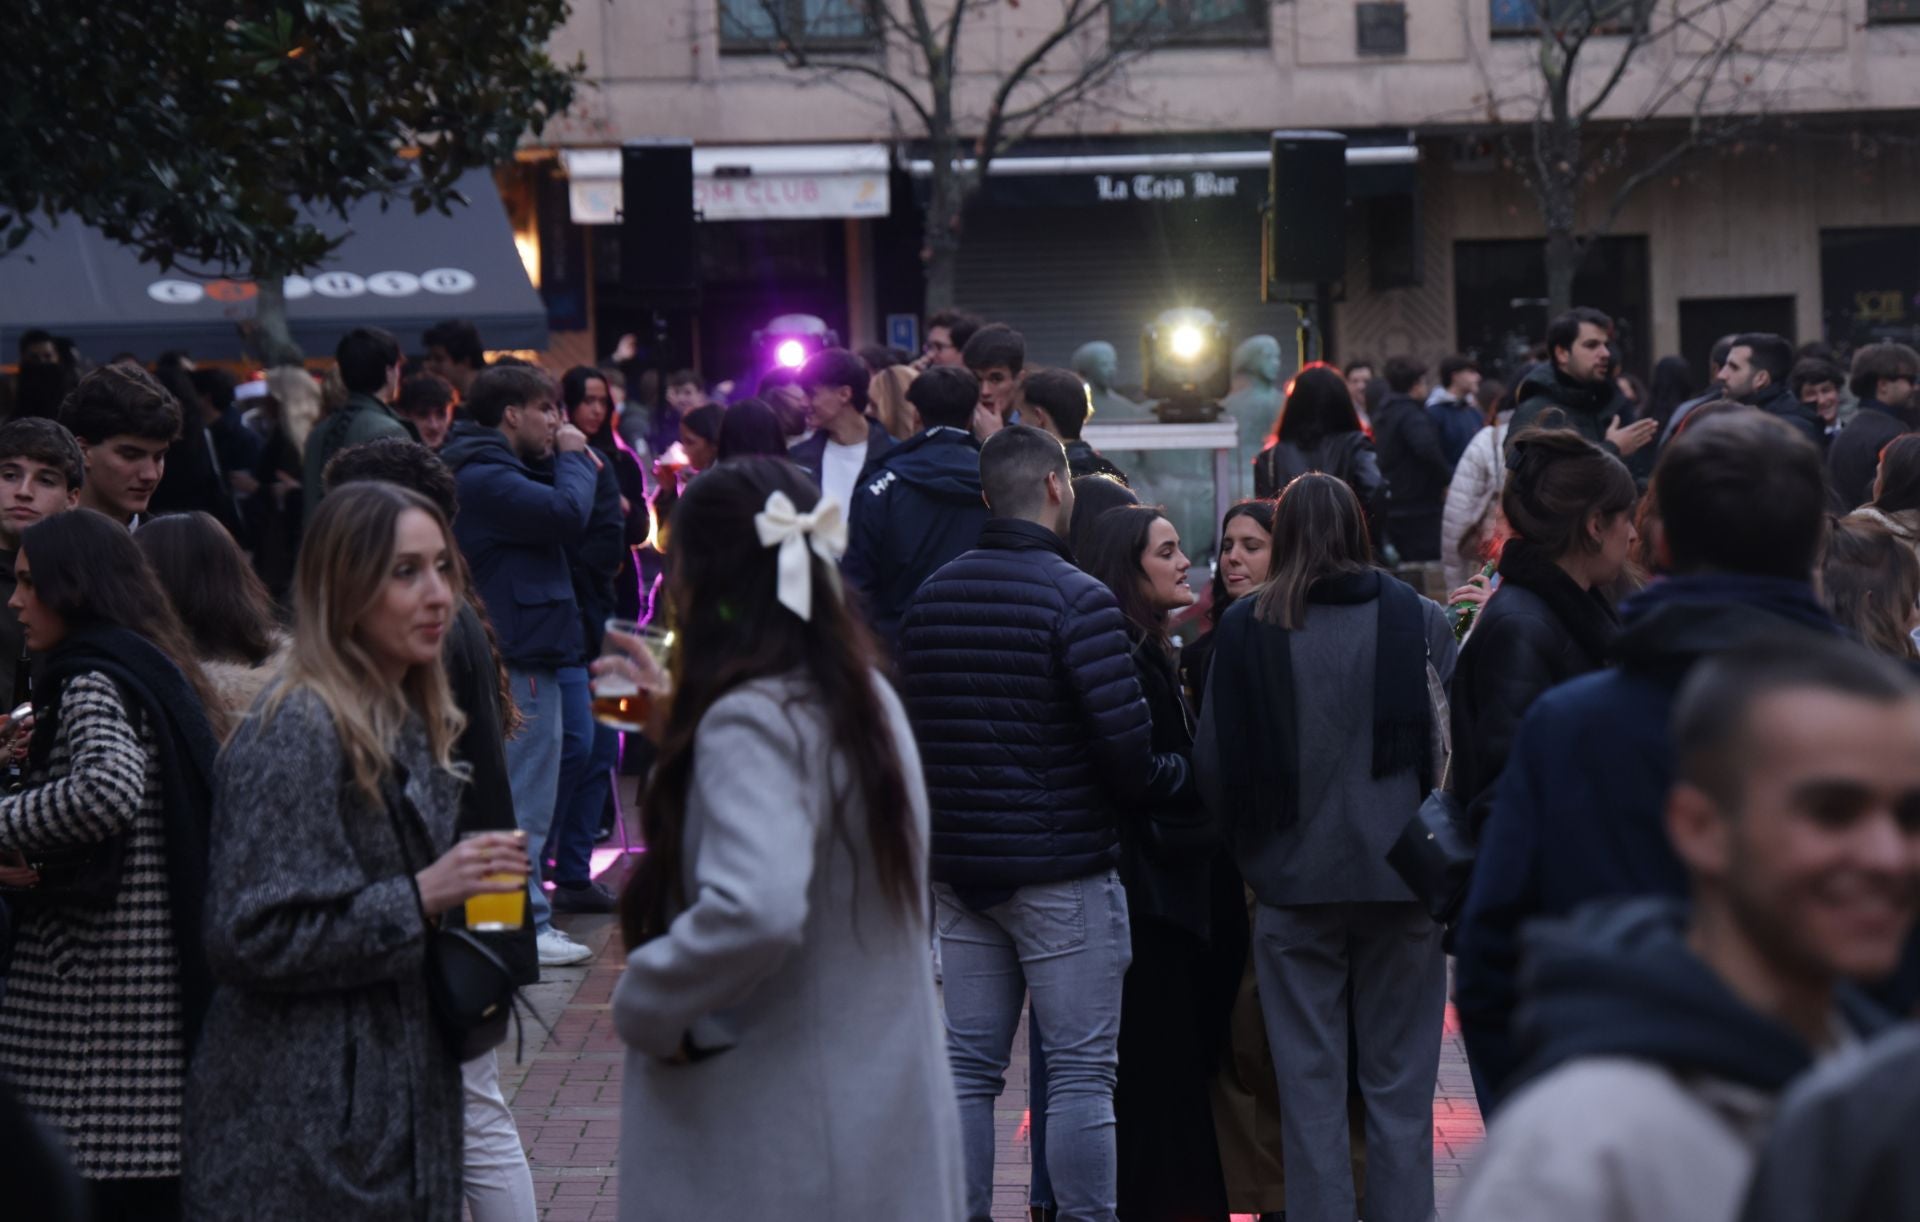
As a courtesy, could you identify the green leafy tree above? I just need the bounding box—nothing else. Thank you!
[0,0,581,363]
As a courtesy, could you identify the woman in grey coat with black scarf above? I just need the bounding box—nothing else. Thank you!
[1195,473,1455,1222]
[184,483,530,1222]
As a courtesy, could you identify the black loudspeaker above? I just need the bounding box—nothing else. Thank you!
[620,140,697,304]
[1268,131,1347,287]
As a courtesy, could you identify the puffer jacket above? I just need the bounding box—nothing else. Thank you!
[899,518,1186,890]
[1439,418,1511,591]
[440,421,596,668]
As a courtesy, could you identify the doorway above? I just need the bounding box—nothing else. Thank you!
[1678,296,1796,384]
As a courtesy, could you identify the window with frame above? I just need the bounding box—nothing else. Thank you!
[1111,0,1268,47]
[1867,0,1920,23]
[719,0,876,52]
[1491,0,1649,37]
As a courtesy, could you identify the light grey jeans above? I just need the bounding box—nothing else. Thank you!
[934,870,1132,1222]
[503,666,564,933]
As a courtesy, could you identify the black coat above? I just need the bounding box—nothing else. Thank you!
[1749,382,1824,450]
[899,518,1185,890]
[1448,543,1617,833]
[1252,431,1388,541]
[1119,637,1215,940]
[1371,393,1451,521]
[1829,399,1917,512]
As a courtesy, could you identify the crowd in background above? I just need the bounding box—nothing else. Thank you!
[1,301,1918,1222]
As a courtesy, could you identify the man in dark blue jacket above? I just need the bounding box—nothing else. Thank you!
[1455,409,1838,1109]
[843,366,989,651]
[1722,332,1822,449]
[899,424,1186,1222]
[440,364,598,967]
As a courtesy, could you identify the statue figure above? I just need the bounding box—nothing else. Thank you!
[1071,341,1150,423]
[1219,335,1286,503]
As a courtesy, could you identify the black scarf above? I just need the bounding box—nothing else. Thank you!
[1495,538,1620,667]
[1210,568,1431,838]
[33,624,219,1049]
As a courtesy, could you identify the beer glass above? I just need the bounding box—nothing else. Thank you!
[594,619,673,731]
[461,830,528,931]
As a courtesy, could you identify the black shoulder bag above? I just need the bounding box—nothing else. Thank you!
[1386,646,1477,926]
[380,771,528,1062]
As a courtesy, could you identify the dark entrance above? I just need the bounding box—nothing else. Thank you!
[1821,227,1920,352]
[1678,296,1796,384]
[1452,236,1651,382]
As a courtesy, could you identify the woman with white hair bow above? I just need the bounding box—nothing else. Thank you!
[597,456,965,1221]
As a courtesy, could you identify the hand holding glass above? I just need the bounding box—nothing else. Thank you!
[592,620,673,731]
[414,830,528,924]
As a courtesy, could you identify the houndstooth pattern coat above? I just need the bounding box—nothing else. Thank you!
[0,671,183,1180]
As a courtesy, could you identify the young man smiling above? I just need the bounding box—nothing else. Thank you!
[56,363,180,527]
[1458,635,1919,1222]
[789,347,893,511]
[0,418,82,702]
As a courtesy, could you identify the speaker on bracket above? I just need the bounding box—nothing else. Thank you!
[1268,130,1348,290]
[620,140,698,307]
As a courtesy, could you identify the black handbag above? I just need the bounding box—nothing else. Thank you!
[0,835,127,911]
[380,773,519,1061]
[1387,654,1478,925]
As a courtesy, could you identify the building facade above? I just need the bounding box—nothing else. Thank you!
[515,0,1920,387]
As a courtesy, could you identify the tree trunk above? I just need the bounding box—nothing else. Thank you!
[920,147,967,315]
[1544,227,1581,317]
[251,275,305,367]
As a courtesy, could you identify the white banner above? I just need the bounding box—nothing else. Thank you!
[695,173,889,221]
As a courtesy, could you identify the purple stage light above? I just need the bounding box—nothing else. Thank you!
[775,339,807,369]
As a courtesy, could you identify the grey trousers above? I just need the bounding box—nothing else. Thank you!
[1253,900,1446,1222]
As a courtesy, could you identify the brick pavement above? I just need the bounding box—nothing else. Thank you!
[500,852,1484,1221]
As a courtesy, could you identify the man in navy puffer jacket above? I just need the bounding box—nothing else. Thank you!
[901,424,1187,1222]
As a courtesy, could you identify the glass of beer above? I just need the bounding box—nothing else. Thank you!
[594,619,673,732]
[461,830,527,932]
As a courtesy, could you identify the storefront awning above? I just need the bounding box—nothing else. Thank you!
[561,144,891,224]
[0,169,547,364]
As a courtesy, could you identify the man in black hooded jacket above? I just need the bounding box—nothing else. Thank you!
[1510,308,1658,479]
[1827,340,1920,511]
[1458,635,1916,1222]
[1721,332,1821,448]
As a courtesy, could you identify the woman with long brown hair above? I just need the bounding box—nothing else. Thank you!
[135,510,284,724]
[184,482,528,1221]
[600,456,962,1220]
[1195,473,1454,1222]
[0,508,224,1221]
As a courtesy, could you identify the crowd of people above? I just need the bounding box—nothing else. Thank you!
[1,300,1918,1222]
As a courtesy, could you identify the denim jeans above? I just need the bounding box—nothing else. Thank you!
[934,870,1132,1222]
[504,666,564,933]
[546,666,613,888]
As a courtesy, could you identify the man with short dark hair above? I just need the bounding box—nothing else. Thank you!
[1512,308,1658,466]
[925,310,982,369]
[1456,411,1841,1107]
[962,323,1025,436]
[422,319,487,397]
[843,366,990,652]
[789,347,893,510]
[1427,354,1484,467]
[396,373,457,450]
[1789,356,1844,447]
[900,424,1186,1222]
[303,326,415,523]
[0,418,81,702]
[1828,341,1920,511]
[16,331,58,368]
[440,364,597,967]
[57,363,181,526]
[652,369,705,460]
[1371,355,1452,562]
[1022,367,1126,483]
[1722,333,1819,447]
[1659,333,1738,446]
[1343,358,1376,420]
[1459,636,1915,1221]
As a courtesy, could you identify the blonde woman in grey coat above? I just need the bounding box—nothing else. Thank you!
[184,483,529,1222]
[603,458,964,1221]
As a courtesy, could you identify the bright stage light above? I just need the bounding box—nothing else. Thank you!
[1169,324,1206,361]
[775,339,807,368]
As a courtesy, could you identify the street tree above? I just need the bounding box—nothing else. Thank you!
[0,0,580,364]
[1470,0,1839,314]
[743,0,1212,312]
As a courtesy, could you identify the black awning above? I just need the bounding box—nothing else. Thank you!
[0,170,547,363]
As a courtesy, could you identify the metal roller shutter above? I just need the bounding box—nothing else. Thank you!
[953,201,1305,388]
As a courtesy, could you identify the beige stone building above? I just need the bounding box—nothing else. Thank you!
[513,0,1920,387]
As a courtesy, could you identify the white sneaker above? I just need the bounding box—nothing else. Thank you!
[537,928,594,967]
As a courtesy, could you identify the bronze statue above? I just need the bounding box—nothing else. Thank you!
[1219,335,1285,503]
[1071,341,1150,422]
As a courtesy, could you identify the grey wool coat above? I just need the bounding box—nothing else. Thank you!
[183,689,465,1222]
[613,673,966,1221]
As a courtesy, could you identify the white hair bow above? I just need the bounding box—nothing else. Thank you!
[754,491,848,622]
